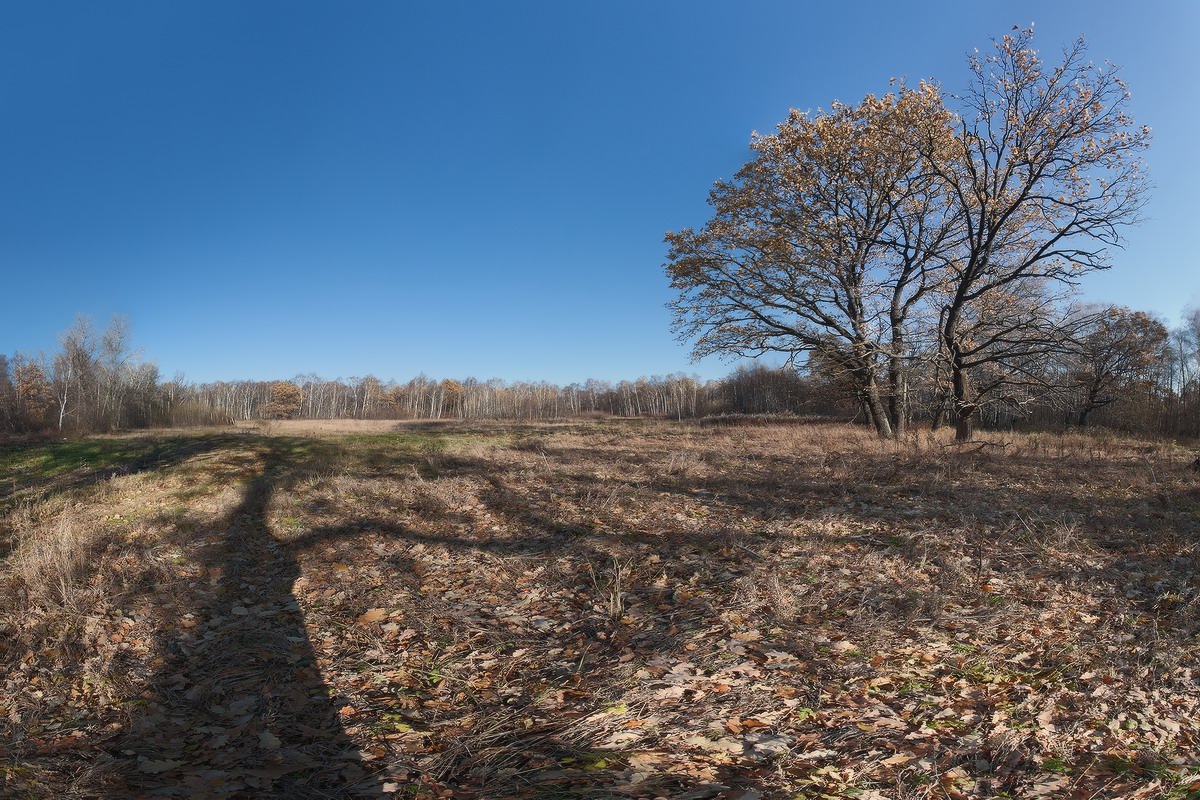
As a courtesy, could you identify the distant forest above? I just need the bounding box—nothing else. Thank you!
[2,310,1198,440]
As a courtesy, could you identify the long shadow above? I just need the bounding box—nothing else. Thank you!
[263,444,793,795]
[600,442,1200,652]
[0,434,235,518]
[433,440,1200,662]
[279,512,798,797]
[296,437,1196,798]
[90,430,1199,797]
[108,439,386,799]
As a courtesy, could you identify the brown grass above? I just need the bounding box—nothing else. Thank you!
[233,418,435,435]
[2,420,1198,798]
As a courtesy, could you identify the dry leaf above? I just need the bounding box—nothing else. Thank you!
[356,608,389,626]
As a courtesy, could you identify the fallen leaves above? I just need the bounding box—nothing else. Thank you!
[4,422,1199,798]
[355,608,389,626]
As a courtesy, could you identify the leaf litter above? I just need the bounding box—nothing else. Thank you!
[1,422,1198,798]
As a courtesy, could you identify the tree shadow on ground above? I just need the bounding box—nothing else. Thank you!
[118,440,798,798]
[0,436,236,558]
[281,512,809,798]
[0,435,240,504]
[251,445,820,797]
[23,426,1196,798]
[107,439,387,799]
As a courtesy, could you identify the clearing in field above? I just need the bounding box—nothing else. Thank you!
[1,420,1198,799]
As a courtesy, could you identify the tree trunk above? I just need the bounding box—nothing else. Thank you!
[955,413,974,442]
[941,303,974,441]
[863,375,893,438]
[887,320,908,437]
[861,397,876,430]
[931,395,946,431]
[887,366,907,437]
[951,364,974,442]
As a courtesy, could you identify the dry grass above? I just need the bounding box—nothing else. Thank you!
[234,418,430,435]
[5,501,99,613]
[2,420,1198,799]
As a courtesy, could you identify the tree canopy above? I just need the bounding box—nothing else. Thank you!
[665,28,1150,439]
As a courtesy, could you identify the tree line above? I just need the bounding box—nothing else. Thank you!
[2,33,1195,442]
[0,315,227,435]
[2,308,1198,439]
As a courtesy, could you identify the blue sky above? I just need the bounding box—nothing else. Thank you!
[1,1,1196,384]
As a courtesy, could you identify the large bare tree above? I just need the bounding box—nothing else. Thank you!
[665,87,959,437]
[924,28,1150,439]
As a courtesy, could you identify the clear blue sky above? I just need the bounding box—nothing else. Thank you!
[1,1,1196,384]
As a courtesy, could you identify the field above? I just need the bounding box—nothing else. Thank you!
[2,419,1198,799]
